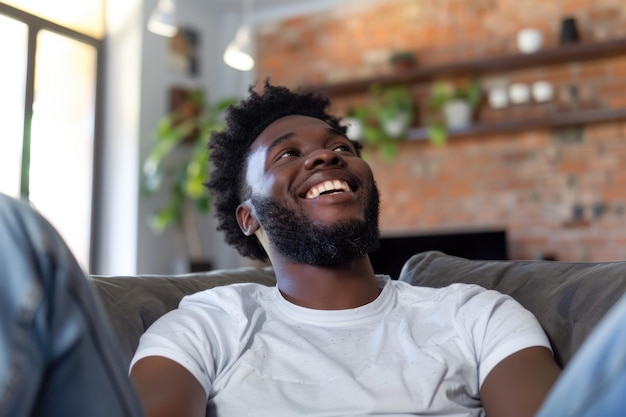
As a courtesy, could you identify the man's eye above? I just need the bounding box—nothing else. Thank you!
[333,144,352,153]
[279,149,298,159]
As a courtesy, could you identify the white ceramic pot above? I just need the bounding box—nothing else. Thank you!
[383,111,410,138]
[517,28,543,54]
[488,87,509,109]
[532,80,554,103]
[345,117,364,141]
[509,83,531,105]
[443,99,472,129]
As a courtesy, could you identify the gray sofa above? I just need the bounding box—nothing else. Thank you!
[90,251,626,370]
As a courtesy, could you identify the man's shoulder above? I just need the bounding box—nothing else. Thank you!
[179,282,276,312]
[392,280,509,312]
[392,279,490,299]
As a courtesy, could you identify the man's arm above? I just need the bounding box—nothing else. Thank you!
[480,346,561,417]
[130,356,207,417]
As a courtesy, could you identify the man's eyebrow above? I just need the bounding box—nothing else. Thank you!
[267,127,346,151]
[327,127,346,137]
[267,132,295,151]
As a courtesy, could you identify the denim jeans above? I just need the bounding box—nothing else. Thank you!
[0,194,144,417]
[535,290,626,417]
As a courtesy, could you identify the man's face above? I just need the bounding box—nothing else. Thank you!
[240,115,380,265]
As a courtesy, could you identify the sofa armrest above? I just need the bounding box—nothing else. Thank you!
[399,251,626,367]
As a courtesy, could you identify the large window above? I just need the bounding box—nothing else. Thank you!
[0,3,102,272]
[1,0,105,38]
[0,12,27,198]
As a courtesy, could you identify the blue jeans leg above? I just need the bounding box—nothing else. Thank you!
[536,290,626,417]
[0,194,144,417]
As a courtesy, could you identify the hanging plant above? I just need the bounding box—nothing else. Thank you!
[142,89,237,259]
[346,84,415,161]
[426,80,482,146]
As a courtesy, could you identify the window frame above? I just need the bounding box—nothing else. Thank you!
[0,2,104,272]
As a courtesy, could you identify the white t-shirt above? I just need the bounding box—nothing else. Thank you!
[131,276,550,417]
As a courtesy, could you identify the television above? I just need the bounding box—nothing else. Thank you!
[368,229,508,279]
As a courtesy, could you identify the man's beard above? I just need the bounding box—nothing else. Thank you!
[251,184,380,266]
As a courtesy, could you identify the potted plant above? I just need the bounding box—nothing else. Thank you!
[426,80,482,146]
[389,50,417,72]
[346,84,415,161]
[142,89,237,266]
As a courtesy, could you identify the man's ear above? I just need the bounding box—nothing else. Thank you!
[236,200,260,236]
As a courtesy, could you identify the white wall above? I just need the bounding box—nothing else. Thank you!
[98,0,142,275]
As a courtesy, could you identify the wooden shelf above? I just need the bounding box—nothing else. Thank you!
[406,108,626,141]
[318,38,626,96]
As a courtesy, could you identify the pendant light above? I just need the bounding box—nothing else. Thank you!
[148,0,178,37]
[223,0,255,71]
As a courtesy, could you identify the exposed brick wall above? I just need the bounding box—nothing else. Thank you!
[255,0,626,262]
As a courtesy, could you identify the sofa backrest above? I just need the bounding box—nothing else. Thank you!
[90,251,626,369]
[90,266,276,368]
[400,251,626,367]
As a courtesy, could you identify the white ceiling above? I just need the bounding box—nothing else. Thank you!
[202,0,359,23]
[208,0,305,11]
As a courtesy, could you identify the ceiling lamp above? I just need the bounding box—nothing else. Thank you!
[223,0,255,71]
[148,0,178,37]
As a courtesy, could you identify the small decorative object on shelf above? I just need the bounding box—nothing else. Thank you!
[557,84,582,111]
[517,28,543,53]
[531,80,554,103]
[389,50,417,72]
[560,17,580,44]
[488,87,509,109]
[509,83,531,105]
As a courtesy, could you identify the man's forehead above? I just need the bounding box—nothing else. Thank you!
[250,115,332,150]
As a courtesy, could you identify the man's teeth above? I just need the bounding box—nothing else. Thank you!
[306,180,350,199]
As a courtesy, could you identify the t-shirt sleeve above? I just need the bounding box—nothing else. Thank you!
[129,284,265,398]
[453,284,552,388]
[129,306,217,397]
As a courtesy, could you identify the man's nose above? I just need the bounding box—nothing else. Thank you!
[303,148,345,169]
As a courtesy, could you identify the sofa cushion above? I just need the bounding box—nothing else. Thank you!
[90,267,276,368]
[399,251,626,367]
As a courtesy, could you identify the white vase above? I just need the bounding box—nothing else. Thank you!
[443,99,472,129]
[345,117,364,141]
[517,28,543,54]
[509,83,531,105]
[383,111,410,138]
[488,87,508,109]
[532,80,554,103]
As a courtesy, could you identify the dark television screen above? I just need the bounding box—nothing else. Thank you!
[368,230,508,279]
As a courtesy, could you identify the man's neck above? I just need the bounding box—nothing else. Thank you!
[271,255,381,310]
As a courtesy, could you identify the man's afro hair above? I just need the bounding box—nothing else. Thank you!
[206,80,357,261]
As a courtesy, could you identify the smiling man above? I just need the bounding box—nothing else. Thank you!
[129,82,561,417]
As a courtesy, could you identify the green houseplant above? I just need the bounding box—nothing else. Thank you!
[426,80,482,146]
[142,89,237,261]
[389,50,417,72]
[346,84,415,161]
